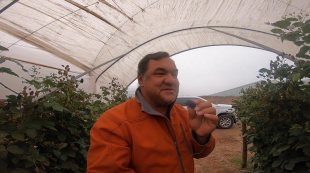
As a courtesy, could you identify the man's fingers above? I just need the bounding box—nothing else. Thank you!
[193,100,212,109]
[188,99,215,120]
[187,106,197,120]
[195,106,216,116]
[203,114,219,123]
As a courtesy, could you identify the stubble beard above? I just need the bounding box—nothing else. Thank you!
[159,90,177,105]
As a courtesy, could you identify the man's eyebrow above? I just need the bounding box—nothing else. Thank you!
[154,68,167,72]
[154,68,178,73]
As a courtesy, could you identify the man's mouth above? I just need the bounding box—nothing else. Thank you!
[161,88,175,92]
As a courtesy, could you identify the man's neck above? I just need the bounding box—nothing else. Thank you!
[140,90,169,117]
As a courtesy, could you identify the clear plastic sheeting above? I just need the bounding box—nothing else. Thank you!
[0,0,309,94]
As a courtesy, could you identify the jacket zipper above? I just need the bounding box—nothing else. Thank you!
[164,120,186,173]
[180,123,193,155]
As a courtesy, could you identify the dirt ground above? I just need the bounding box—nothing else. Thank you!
[194,124,252,173]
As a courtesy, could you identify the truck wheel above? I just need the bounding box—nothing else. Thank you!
[217,115,233,129]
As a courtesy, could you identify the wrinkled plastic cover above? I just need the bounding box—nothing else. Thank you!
[0,0,309,93]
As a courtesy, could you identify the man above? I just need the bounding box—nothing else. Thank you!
[87,52,218,173]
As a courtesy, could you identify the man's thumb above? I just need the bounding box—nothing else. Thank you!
[187,106,197,120]
[186,100,196,120]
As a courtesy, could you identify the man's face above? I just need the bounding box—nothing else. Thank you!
[138,57,179,106]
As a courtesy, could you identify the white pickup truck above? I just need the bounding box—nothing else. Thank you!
[175,96,236,129]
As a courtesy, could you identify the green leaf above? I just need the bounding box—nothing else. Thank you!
[6,95,17,100]
[302,24,310,33]
[290,156,310,164]
[53,150,61,156]
[59,153,68,161]
[0,57,5,63]
[296,143,310,149]
[0,67,19,77]
[11,157,19,164]
[57,83,65,87]
[272,20,291,29]
[36,155,45,162]
[58,143,67,150]
[251,101,259,108]
[0,131,9,138]
[68,161,79,171]
[26,129,37,139]
[284,162,295,170]
[297,46,310,58]
[271,28,283,33]
[294,41,305,46]
[26,121,43,130]
[290,127,303,136]
[68,127,77,135]
[33,81,41,89]
[44,125,57,131]
[303,146,310,156]
[259,68,268,73]
[0,145,5,152]
[23,160,34,168]
[286,17,298,22]
[52,104,63,112]
[0,45,8,51]
[303,35,310,43]
[290,157,300,164]
[28,148,39,157]
[292,73,301,82]
[306,161,310,167]
[43,79,56,87]
[43,102,53,108]
[7,145,24,154]
[11,132,25,141]
[44,121,55,126]
[0,56,27,72]
[57,133,66,142]
[80,149,88,160]
[10,168,29,173]
[293,21,305,27]
[272,160,282,167]
[0,145,8,159]
[67,150,76,158]
[291,105,300,112]
[302,108,310,119]
[0,159,7,170]
[278,145,290,153]
[12,112,22,120]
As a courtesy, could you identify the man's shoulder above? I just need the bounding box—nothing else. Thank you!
[102,98,146,123]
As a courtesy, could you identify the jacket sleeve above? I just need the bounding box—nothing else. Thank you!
[87,112,134,173]
[191,131,215,159]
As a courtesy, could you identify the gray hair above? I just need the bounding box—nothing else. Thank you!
[137,52,170,77]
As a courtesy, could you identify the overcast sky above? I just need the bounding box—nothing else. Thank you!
[128,46,294,96]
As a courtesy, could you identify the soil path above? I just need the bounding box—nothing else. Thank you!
[194,124,250,173]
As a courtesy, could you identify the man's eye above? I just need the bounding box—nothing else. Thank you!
[156,73,165,75]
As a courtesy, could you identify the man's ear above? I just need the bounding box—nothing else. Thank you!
[137,75,144,87]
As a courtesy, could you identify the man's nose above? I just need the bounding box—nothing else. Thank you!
[164,73,178,84]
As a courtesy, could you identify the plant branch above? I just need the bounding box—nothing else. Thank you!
[0,82,18,94]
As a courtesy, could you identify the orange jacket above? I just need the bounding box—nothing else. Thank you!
[87,97,215,173]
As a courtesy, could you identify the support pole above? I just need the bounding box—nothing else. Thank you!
[242,122,247,168]
[33,53,127,101]
[208,28,289,58]
[0,0,19,14]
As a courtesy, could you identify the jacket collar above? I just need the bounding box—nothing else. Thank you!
[135,87,175,118]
